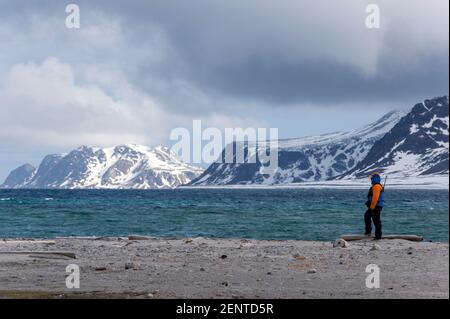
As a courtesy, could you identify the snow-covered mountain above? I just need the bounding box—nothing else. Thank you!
[189,110,404,186]
[1,144,204,189]
[341,96,449,179]
[3,97,447,189]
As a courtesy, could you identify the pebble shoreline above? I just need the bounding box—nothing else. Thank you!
[0,237,448,299]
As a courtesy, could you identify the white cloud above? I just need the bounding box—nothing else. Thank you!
[0,58,158,147]
[0,57,263,150]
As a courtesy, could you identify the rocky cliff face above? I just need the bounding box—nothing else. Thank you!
[0,164,36,188]
[341,96,449,179]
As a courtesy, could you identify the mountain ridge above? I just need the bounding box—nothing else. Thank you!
[1,144,204,189]
[189,110,404,185]
[190,96,448,186]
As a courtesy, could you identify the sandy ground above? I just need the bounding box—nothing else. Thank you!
[0,237,448,299]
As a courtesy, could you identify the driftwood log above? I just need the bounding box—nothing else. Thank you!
[0,251,76,259]
[0,240,56,245]
[341,234,423,242]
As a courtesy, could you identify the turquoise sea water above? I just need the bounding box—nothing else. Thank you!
[0,189,448,241]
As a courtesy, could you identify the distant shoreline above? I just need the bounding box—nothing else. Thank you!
[1,181,449,191]
[185,175,450,190]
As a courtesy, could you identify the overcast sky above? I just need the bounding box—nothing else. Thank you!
[0,0,448,180]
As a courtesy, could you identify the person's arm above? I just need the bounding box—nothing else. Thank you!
[370,184,382,209]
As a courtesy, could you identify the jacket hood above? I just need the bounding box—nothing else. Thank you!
[371,174,381,184]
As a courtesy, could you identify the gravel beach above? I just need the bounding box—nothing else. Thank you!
[0,237,448,299]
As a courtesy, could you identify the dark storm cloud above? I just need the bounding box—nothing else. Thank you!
[1,0,448,110]
[118,0,449,109]
[181,53,448,106]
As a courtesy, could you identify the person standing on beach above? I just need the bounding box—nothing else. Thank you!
[364,173,384,240]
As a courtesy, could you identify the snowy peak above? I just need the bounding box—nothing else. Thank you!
[408,97,449,148]
[344,96,449,178]
[1,144,204,189]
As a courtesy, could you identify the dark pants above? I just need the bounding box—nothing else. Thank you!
[364,206,382,239]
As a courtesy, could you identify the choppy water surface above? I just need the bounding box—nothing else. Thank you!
[0,189,448,241]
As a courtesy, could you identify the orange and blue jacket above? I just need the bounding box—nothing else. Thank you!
[367,183,384,209]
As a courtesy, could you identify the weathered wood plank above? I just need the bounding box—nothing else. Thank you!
[0,240,56,245]
[0,251,76,259]
[341,234,423,242]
